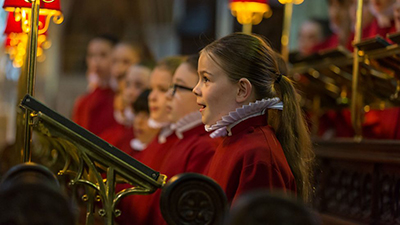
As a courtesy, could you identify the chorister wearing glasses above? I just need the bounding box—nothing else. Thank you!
[169,83,194,96]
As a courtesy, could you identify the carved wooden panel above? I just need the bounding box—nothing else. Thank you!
[313,140,400,225]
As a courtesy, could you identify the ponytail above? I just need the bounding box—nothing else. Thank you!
[202,32,314,201]
[271,75,314,202]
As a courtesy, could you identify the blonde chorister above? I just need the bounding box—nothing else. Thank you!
[193,33,314,202]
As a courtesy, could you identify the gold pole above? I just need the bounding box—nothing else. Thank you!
[281,2,293,62]
[242,23,252,34]
[351,0,363,141]
[15,54,29,163]
[23,0,40,162]
[105,167,115,225]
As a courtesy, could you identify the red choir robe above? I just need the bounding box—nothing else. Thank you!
[143,124,220,225]
[346,21,376,51]
[318,109,354,139]
[117,138,146,161]
[99,122,134,154]
[368,18,396,39]
[363,107,400,139]
[139,130,179,171]
[113,138,147,204]
[346,19,396,51]
[72,87,117,136]
[116,129,178,225]
[207,115,296,205]
[311,33,339,52]
[118,123,220,225]
[318,107,400,140]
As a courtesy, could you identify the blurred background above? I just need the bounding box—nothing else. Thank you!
[0,0,329,150]
[2,1,400,224]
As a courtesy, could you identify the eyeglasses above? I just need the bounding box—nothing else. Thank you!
[170,84,193,96]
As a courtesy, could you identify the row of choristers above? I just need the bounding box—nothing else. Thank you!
[297,0,399,57]
[72,33,315,224]
[295,0,400,140]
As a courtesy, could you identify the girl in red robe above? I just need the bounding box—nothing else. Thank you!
[193,33,314,204]
[368,0,397,37]
[72,35,119,136]
[99,64,153,152]
[138,55,220,225]
[117,56,185,225]
[117,89,159,160]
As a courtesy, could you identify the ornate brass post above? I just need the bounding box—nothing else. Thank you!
[23,0,41,162]
[351,0,364,141]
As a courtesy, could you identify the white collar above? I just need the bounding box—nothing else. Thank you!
[147,118,172,144]
[114,108,134,127]
[205,98,283,138]
[130,138,147,151]
[370,3,394,28]
[148,118,170,129]
[170,111,202,139]
[157,126,172,144]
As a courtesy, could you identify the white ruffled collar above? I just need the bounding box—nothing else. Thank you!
[205,98,283,138]
[147,118,172,144]
[170,111,202,139]
[114,108,134,127]
[158,126,173,144]
[148,118,169,129]
[130,138,147,151]
[157,112,202,143]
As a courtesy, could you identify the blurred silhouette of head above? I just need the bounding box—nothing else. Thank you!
[86,34,118,88]
[298,18,332,56]
[0,163,75,225]
[226,191,320,225]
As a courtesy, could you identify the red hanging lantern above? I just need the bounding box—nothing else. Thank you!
[3,0,60,10]
[3,0,63,34]
[3,0,61,12]
[4,11,47,34]
[4,12,50,68]
[4,12,23,34]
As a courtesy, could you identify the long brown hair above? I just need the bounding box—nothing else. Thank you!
[202,33,314,202]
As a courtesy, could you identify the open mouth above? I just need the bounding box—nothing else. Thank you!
[198,103,206,112]
[150,106,158,112]
[134,129,143,135]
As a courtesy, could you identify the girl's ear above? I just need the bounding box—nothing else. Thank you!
[236,78,253,103]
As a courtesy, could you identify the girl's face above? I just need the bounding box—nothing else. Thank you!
[86,39,113,81]
[371,0,395,13]
[328,0,351,33]
[148,67,172,123]
[166,63,199,123]
[298,21,323,56]
[123,66,150,105]
[193,53,240,126]
[133,112,159,144]
[110,44,140,79]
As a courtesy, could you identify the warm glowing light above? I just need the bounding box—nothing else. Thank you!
[3,0,64,34]
[5,33,49,68]
[2,0,62,67]
[278,0,304,4]
[230,0,272,25]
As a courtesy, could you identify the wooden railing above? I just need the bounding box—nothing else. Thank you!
[313,139,400,225]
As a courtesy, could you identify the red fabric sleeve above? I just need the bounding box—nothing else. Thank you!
[232,162,292,204]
